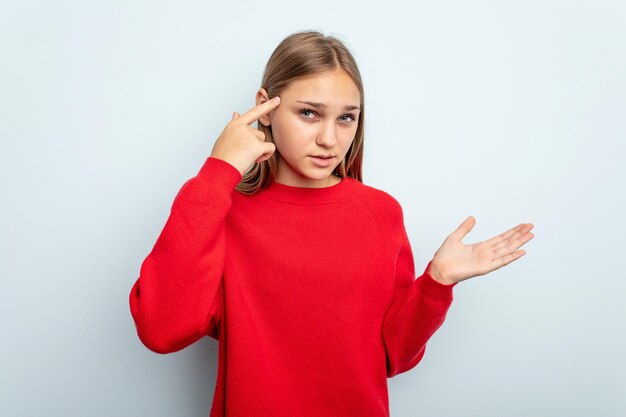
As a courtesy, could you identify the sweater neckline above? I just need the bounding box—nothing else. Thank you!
[260,176,355,205]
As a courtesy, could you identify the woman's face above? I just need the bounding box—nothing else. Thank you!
[257,69,361,188]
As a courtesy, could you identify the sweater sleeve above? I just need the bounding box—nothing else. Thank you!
[129,156,242,354]
[382,207,457,378]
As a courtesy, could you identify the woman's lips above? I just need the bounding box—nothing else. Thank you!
[309,156,335,167]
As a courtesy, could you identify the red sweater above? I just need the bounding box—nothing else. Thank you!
[129,156,457,417]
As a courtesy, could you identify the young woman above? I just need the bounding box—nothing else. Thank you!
[129,30,534,416]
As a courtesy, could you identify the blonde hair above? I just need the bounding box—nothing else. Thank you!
[235,30,365,195]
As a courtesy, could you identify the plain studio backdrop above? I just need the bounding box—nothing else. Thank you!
[1,1,624,416]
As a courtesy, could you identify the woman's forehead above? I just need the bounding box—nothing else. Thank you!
[280,73,360,108]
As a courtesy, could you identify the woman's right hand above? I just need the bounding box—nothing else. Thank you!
[209,96,281,176]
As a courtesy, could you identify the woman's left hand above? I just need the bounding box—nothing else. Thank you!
[429,216,534,285]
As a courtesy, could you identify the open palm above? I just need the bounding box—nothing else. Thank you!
[429,216,535,285]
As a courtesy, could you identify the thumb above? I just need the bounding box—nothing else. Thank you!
[451,215,476,241]
[232,111,240,120]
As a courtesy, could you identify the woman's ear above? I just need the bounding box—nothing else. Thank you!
[256,88,273,127]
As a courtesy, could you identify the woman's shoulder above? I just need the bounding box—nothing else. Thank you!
[350,179,404,221]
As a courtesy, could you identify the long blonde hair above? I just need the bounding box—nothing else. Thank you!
[235,30,365,195]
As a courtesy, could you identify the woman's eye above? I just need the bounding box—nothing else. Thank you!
[299,108,316,119]
[341,114,357,123]
[298,108,357,124]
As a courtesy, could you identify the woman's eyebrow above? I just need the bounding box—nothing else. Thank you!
[295,100,360,111]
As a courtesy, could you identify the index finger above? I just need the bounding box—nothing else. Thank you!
[237,96,281,126]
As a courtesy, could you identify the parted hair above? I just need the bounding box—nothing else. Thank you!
[235,30,365,195]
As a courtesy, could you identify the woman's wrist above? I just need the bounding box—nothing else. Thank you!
[428,261,456,286]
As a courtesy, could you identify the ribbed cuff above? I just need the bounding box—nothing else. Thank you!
[417,260,456,302]
[196,156,243,191]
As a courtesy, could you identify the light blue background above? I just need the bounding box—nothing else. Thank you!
[1,1,624,416]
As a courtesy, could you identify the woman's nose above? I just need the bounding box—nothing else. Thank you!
[315,123,337,147]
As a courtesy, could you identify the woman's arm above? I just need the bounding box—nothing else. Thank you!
[382,217,456,378]
[382,211,534,377]
[128,157,242,354]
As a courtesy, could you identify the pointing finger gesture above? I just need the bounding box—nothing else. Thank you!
[234,96,281,126]
[210,96,281,175]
